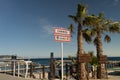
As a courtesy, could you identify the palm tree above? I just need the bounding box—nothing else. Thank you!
[84,13,120,78]
[68,3,88,80]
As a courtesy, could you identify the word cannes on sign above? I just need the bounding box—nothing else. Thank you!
[54,28,71,42]
[54,28,70,35]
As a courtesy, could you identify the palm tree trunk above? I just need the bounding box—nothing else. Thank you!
[77,23,87,80]
[96,31,104,79]
[96,31,103,57]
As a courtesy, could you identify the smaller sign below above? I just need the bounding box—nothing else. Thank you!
[54,35,70,42]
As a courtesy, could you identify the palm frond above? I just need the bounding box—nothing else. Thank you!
[83,29,92,43]
[68,15,77,22]
[109,21,120,33]
[93,37,97,46]
[104,35,111,43]
[101,20,111,31]
[68,23,74,37]
[91,28,97,36]
[77,3,87,18]
[98,13,104,20]
[84,15,97,26]
[88,51,94,57]
[68,55,76,64]
[68,24,74,33]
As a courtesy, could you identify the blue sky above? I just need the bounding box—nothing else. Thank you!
[0,0,120,58]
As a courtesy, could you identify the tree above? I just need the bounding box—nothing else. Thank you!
[68,3,88,80]
[84,13,120,79]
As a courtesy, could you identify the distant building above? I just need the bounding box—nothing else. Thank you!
[0,55,24,60]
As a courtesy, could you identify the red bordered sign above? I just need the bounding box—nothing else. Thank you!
[54,28,71,42]
[54,28,70,35]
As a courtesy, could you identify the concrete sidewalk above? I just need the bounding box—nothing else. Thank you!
[0,73,39,80]
[0,73,120,80]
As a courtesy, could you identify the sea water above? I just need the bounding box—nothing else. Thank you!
[30,57,120,66]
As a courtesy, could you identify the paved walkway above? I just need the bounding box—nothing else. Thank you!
[0,73,120,80]
[89,75,120,80]
[0,73,39,80]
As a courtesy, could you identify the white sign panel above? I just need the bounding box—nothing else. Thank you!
[54,28,70,35]
[54,35,70,42]
[54,28,71,42]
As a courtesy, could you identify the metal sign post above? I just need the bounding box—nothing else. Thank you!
[61,42,64,80]
[54,27,70,80]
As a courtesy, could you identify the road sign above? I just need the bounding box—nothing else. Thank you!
[54,28,70,42]
[54,28,70,35]
[54,35,70,42]
[54,27,71,80]
[79,54,92,63]
[99,55,108,63]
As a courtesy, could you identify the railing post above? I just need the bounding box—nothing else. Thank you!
[59,68,61,78]
[70,65,73,75]
[11,55,16,76]
[30,63,33,78]
[50,52,55,80]
[42,65,45,79]
[66,63,69,80]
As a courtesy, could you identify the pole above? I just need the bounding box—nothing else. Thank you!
[50,52,55,80]
[61,42,63,80]
[43,65,45,79]
[13,61,15,76]
[25,62,28,78]
[18,61,20,77]
[5,65,6,73]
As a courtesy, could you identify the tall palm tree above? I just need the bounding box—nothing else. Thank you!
[68,3,88,80]
[84,13,120,78]
[84,13,109,57]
